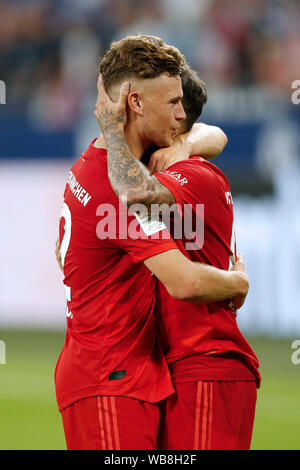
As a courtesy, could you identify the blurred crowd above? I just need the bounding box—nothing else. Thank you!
[0,0,299,130]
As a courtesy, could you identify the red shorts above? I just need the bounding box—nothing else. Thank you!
[158,381,257,450]
[61,395,160,450]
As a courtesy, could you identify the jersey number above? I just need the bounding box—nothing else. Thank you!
[60,202,73,318]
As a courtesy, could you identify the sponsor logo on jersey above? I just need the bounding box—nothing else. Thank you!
[162,170,188,186]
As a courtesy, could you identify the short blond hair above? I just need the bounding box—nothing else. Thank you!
[99,35,185,92]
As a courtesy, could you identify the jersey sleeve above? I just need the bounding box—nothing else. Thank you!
[154,171,187,206]
[154,158,218,207]
[154,169,190,208]
[101,201,178,264]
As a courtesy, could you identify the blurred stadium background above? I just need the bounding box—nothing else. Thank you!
[0,0,300,450]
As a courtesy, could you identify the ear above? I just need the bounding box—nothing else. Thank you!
[127,91,144,117]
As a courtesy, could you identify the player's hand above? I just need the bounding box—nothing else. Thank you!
[148,135,189,174]
[94,74,129,139]
[55,238,63,273]
[229,254,249,313]
[231,253,246,274]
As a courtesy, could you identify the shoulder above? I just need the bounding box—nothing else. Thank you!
[159,156,223,187]
[65,144,118,208]
[187,157,231,189]
[156,157,232,207]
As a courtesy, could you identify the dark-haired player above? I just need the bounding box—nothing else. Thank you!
[96,60,260,450]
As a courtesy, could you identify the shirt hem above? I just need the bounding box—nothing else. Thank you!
[56,385,175,412]
[131,244,177,263]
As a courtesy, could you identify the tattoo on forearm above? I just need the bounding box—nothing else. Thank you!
[103,126,175,213]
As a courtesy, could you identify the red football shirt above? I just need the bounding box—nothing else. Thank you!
[155,157,261,387]
[54,140,177,411]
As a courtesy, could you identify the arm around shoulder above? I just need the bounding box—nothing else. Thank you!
[143,249,248,303]
[186,123,228,160]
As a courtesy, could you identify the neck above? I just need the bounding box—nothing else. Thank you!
[123,123,145,160]
[94,123,149,161]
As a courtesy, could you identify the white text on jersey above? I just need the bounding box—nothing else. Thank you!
[225,191,233,205]
[67,171,92,207]
[162,170,188,186]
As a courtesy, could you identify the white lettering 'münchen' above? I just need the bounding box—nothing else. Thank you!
[67,171,92,207]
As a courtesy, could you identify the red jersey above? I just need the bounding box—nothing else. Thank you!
[54,140,177,411]
[155,157,261,387]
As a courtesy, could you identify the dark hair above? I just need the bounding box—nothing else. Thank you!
[181,64,207,131]
[99,35,185,92]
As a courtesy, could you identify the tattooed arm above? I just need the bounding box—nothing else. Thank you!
[95,76,249,308]
[95,75,175,213]
[107,132,175,211]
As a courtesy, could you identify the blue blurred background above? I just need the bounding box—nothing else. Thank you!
[1,0,299,334]
[0,0,300,450]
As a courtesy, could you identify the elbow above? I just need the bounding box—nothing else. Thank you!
[221,128,228,147]
[120,191,150,212]
[119,192,135,207]
[239,273,249,296]
[215,127,228,154]
[204,127,229,159]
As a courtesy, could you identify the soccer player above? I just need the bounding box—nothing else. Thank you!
[95,60,261,450]
[56,35,249,450]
